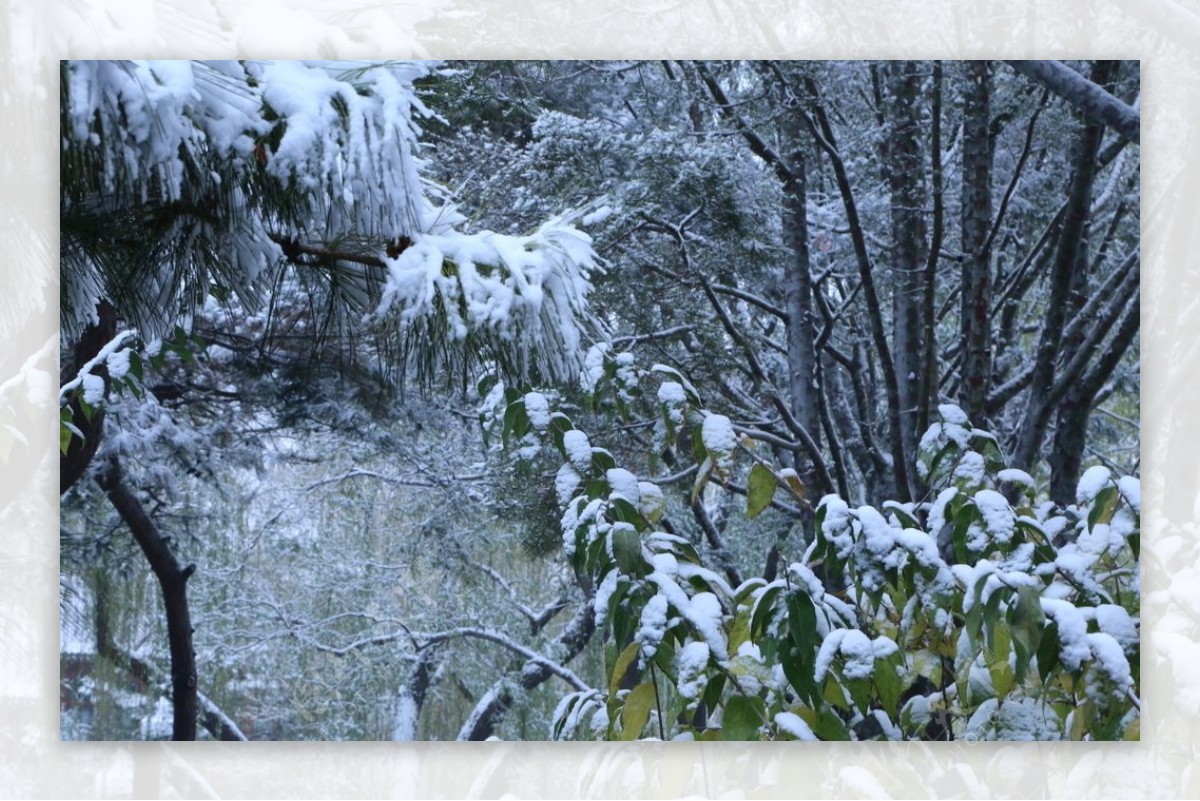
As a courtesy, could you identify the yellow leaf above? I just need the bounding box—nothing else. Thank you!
[610,641,641,698]
[620,683,657,741]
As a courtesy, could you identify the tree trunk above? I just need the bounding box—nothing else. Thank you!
[95,457,198,741]
[781,139,821,475]
[1013,61,1117,470]
[1048,292,1140,504]
[917,60,945,442]
[960,60,993,426]
[885,61,930,474]
[60,301,118,495]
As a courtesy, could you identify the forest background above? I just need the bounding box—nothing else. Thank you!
[57,58,1141,744]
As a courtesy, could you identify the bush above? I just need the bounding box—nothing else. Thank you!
[496,355,1140,741]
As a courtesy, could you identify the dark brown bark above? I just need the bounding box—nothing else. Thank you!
[95,457,198,741]
[917,61,945,442]
[959,61,993,426]
[60,302,118,495]
[885,61,929,478]
[782,146,822,471]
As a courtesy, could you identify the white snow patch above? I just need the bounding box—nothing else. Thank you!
[939,404,970,425]
[701,413,736,465]
[815,628,898,682]
[606,468,640,503]
[555,462,582,507]
[81,373,106,406]
[997,468,1036,489]
[1086,632,1134,697]
[973,489,1015,544]
[774,711,816,741]
[636,481,665,520]
[1116,476,1140,514]
[1093,604,1138,649]
[1077,465,1112,505]
[636,593,669,662]
[1041,598,1091,671]
[524,392,551,429]
[676,641,711,700]
[563,429,593,472]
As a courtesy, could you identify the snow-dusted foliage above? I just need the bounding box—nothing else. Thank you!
[61,60,1139,744]
[61,59,599,382]
[531,373,1139,742]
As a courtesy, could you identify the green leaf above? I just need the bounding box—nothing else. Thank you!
[619,682,656,740]
[592,448,616,473]
[700,671,726,721]
[874,653,905,717]
[786,591,818,653]
[77,396,97,423]
[612,526,644,577]
[691,425,707,466]
[952,504,980,563]
[964,574,990,650]
[1037,620,1061,681]
[971,432,1006,473]
[882,501,921,529]
[653,639,676,675]
[750,585,782,639]
[721,695,765,741]
[982,586,1008,656]
[746,463,777,519]
[60,407,79,454]
[822,674,849,711]
[924,440,958,484]
[1008,585,1046,686]
[733,579,766,606]
[845,677,873,712]
[608,497,644,528]
[127,351,143,383]
[988,622,1015,697]
[1088,485,1120,529]
[610,641,641,697]
[779,645,816,707]
[728,606,752,656]
[549,413,572,453]
[810,708,851,741]
[785,593,819,704]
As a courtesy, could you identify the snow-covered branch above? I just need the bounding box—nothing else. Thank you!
[419,627,590,692]
[1006,61,1140,144]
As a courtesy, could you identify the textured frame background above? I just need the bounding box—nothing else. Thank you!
[1,0,1192,796]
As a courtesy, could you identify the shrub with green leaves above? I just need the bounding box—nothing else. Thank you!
[493,350,1140,741]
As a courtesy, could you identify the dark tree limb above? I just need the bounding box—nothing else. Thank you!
[798,76,913,501]
[1013,61,1118,469]
[60,302,118,495]
[1006,60,1139,144]
[457,600,596,741]
[391,645,441,741]
[95,456,198,741]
